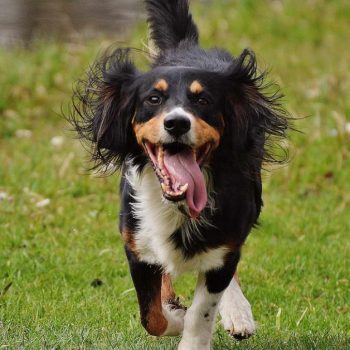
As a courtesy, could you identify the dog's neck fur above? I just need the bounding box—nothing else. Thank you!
[125,159,227,276]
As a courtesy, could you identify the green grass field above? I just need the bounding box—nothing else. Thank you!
[1,0,350,348]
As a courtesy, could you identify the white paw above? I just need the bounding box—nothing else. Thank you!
[178,338,210,350]
[162,303,186,336]
[219,278,256,339]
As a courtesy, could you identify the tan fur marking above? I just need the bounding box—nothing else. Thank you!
[154,79,168,92]
[190,80,203,94]
[146,288,168,336]
[122,229,139,257]
[194,117,221,148]
[133,113,165,145]
[226,241,240,253]
[161,274,176,303]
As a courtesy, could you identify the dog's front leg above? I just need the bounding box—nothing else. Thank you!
[219,272,256,339]
[178,252,239,350]
[125,246,185,336]
[178,273,222,350]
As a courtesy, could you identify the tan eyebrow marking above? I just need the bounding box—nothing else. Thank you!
[153,79,168,91]
[190,80,203,94]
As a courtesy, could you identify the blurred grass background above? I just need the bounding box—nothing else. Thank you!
[0,0,349,349]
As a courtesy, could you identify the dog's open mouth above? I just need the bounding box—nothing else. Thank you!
[144,141,211,219]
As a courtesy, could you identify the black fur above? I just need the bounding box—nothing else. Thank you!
[69,48,140,171]
[205,251,240,294]
[145,0,199,51]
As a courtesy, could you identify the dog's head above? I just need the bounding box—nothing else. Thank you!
[132,66,226,218]
[69,1,289,219]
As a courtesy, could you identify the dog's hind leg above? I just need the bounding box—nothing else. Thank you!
[161,273,176,302]
[219,272,256,339]
[161,273,187,335]
[125,247,185,336]
[161,274,187,311]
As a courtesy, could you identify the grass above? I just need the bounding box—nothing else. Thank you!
[1,0,350,348]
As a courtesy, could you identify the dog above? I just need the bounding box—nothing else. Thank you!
[69,1,289,349]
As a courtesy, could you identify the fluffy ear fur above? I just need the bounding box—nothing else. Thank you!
[68,48,139,171]
[223,49,289,168]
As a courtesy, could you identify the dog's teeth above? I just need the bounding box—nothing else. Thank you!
[161,183,167,192]
[179,184,188,193]
[158,145,164,167]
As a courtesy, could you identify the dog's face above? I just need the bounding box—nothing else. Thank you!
[70,48,288,219]
[131,67,225,217]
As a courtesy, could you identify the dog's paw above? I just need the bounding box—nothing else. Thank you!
[162,299,186,336]
[178,338,210,350]
[219,279,256,339]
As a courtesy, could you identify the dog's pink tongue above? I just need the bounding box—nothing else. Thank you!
[163,148,207,219]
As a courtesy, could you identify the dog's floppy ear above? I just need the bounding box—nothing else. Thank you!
[223,49,289,166]
[69,48,139,171]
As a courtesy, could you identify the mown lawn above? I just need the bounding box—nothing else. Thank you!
[1,0,349,349]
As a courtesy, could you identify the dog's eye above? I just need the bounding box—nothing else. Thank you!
[197,97,209,106]
[191,96,210,106]
[146,95,162,105]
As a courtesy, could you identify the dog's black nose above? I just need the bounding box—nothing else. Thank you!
[164,115,191,137]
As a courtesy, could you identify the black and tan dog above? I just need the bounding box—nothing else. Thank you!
[69,1,289,349]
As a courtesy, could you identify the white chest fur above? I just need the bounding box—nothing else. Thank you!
[126,163,228,276]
